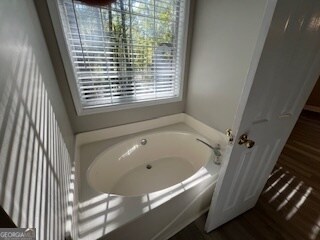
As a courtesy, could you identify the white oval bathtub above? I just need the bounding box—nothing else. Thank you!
[87,131,214,196]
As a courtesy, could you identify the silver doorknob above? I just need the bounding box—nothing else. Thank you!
[238,134,255,148]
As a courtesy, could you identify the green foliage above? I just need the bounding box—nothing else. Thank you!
[104,0,176,71]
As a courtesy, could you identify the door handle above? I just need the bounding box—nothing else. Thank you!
[238,134,255,148]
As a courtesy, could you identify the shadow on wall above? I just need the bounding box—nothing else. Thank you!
[0,33,73,239]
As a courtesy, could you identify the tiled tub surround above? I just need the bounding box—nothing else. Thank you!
[76,114,227,240]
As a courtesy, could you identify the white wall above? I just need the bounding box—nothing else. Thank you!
[0,1,75,239]
[186,0,268,132]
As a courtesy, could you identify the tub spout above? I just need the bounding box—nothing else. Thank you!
[212,145,222,165]
[196,138,222,165]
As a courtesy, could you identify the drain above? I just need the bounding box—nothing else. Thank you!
[146,164,152,169]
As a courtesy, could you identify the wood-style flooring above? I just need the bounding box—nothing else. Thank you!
[170,111,320,240]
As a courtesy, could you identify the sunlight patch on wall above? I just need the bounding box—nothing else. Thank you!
[0,35,72,240]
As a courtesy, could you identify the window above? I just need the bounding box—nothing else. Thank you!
[51,0,189,115]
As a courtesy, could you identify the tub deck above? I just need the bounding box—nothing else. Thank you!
[77,123,223,240]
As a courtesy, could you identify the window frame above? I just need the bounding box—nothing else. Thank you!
[47,0,191,116]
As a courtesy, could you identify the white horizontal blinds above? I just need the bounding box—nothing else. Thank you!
[58,0,186,109]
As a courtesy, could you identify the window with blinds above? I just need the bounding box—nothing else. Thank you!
[55,0,188,113]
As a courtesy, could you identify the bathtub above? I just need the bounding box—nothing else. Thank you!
[77,122,225,240]
[87,131,215,197]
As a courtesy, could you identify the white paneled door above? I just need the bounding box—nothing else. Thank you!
[205,0,320,232]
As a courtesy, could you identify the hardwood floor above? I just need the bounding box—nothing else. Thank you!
[170,111,320,240]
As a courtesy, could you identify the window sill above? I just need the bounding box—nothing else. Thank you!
[76,96,183,116]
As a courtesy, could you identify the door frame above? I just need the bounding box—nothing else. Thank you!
[205,0,278,231]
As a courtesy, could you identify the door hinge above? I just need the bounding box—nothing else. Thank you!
[225,128,234,144]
